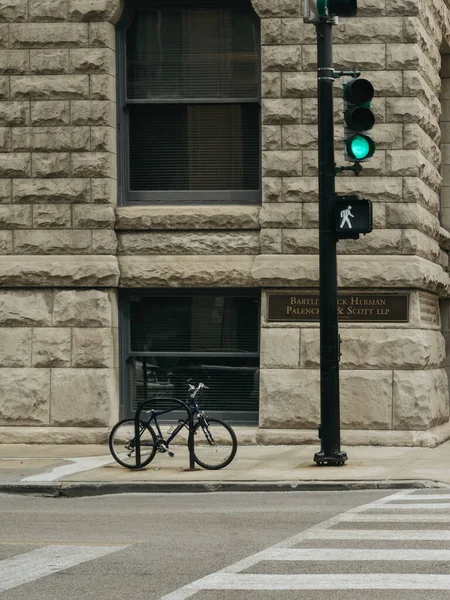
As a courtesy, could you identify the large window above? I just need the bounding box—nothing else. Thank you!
[120,291,260,423]
[117,1,261,204]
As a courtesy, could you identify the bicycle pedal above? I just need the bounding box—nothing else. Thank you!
[168,451,174,458]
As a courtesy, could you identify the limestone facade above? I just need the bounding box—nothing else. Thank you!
[0,0,450,446]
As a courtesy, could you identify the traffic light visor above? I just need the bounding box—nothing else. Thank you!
[346,135,375,160]
[328,0,357,16]
[344,78,374,104]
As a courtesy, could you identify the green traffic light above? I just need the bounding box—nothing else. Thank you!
[347,134,375,160]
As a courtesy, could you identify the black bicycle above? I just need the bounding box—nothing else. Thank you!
[108,381,238,470]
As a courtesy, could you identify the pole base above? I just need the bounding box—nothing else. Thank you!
[313,449,348,466]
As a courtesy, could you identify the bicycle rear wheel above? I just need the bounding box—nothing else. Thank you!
[109,418,157,469]
[193,417,237,470]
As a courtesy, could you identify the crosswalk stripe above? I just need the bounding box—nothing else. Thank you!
[340,513,450,522]
[313,529,450,540]
[0,545,126,592]
[195,573,450,590]
[392,494,450,500]
[370,503,450,509]
[263,548,450,561]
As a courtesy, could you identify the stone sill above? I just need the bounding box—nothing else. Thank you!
[115,205,261,231]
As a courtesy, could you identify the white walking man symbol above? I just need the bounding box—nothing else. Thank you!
[340,205,354,229]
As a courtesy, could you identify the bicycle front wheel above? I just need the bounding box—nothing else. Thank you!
[109,418,157,469]
[193,417,237,470]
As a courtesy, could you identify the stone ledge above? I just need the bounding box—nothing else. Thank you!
[0,256,119,287]
[115,206,261,230]
[0,427,110,444]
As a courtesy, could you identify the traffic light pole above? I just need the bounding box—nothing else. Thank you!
[313,20,347,466]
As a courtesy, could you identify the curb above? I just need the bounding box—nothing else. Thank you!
[1,479,449,497]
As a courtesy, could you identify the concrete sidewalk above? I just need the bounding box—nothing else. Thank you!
[0,441,450,496]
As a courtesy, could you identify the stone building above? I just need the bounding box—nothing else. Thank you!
[0,0,449,447]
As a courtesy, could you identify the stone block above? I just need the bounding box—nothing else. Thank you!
[30,101,70,126]
[12,126,90,152]
[71,152,112,177]
[30,49,69,75]
[10,23,89,48]
[402,229,440,262]
[260,203,302,228]
[281,18,317,44]
[283,229,319,253]
[92,230,117,254]
[262,72,281,98]
[0,77,8,99]
[282,124,317,150]
[386,203,438,236]
[334,17,403,43]
[263,177,282,203]
[283,177,317,202]
[386,0,418,14]
[0,179,11,203]
[0,127,10,151]
[262,125,281,150]
[0,205,32,228]
[90,126,115,152]
[394,369,449,430]
[117,231,259,255]
[341,370,393,430]
[29,0,67,21]
[13,179,90,203]
[115,205,260,230]
[72,328,113,368]
[0,154,30,178]
[282,72,316,98]
[89,74,115,100]
[260,328,300,368]
[0,290,52,325]
[263,151,302,177]
[259,369,319,428]
[32,328,71,367]
[261,18,282,44]
[0,230,12,253]
[336,177,402,203]
[263,99,300,124]
[14,230,91,255]
[0,369,50,426]
[0,101,28,126]
[0,50,28,74]
[0,328,31,367]
[50,368,116,427]
[68,0,121,21]
[303,44,386,71]
[53,289,113,327]
[70,48,114,74]
[91,178,116,204]
[262,46,302,71]
[89,22,115,48]
[12,76,89,100]
[0,0,27,22]
[403,177,439,214]
[338,230,402,255]
[119,255,254,288]
[251,0,302,17]
[301,329,445,370]
[73,204,114,228]
[32,153,71,178]
[33,204,71,228]
[70,100,113,126]
[260,229,282,253]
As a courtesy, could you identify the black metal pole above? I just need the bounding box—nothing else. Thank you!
[313,20,347,466]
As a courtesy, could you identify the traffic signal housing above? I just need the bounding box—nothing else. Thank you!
[343,77,375,162]
[304,0,357,22]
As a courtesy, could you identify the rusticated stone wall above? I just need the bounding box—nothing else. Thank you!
[1,0,450,445]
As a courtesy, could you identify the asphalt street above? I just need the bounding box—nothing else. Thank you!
[2,489,450,599]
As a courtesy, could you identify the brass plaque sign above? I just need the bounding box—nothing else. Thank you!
[268,293,409,322]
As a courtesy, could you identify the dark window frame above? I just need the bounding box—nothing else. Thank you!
[119,289,261,423]
[116,0,262,206]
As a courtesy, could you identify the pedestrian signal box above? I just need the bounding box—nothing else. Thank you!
[334,195,373,239]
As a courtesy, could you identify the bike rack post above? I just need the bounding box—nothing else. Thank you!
[187,409,196,471]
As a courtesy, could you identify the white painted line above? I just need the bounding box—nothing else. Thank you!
[340,513,450,522]
[313,529,450,540]
[0,545,126,592]
[194,573,450,590]
[22,456,114,482]
[347,489,415,513]
[394,494,450,500]
[370,503,450,509]
[265,548,450,561]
